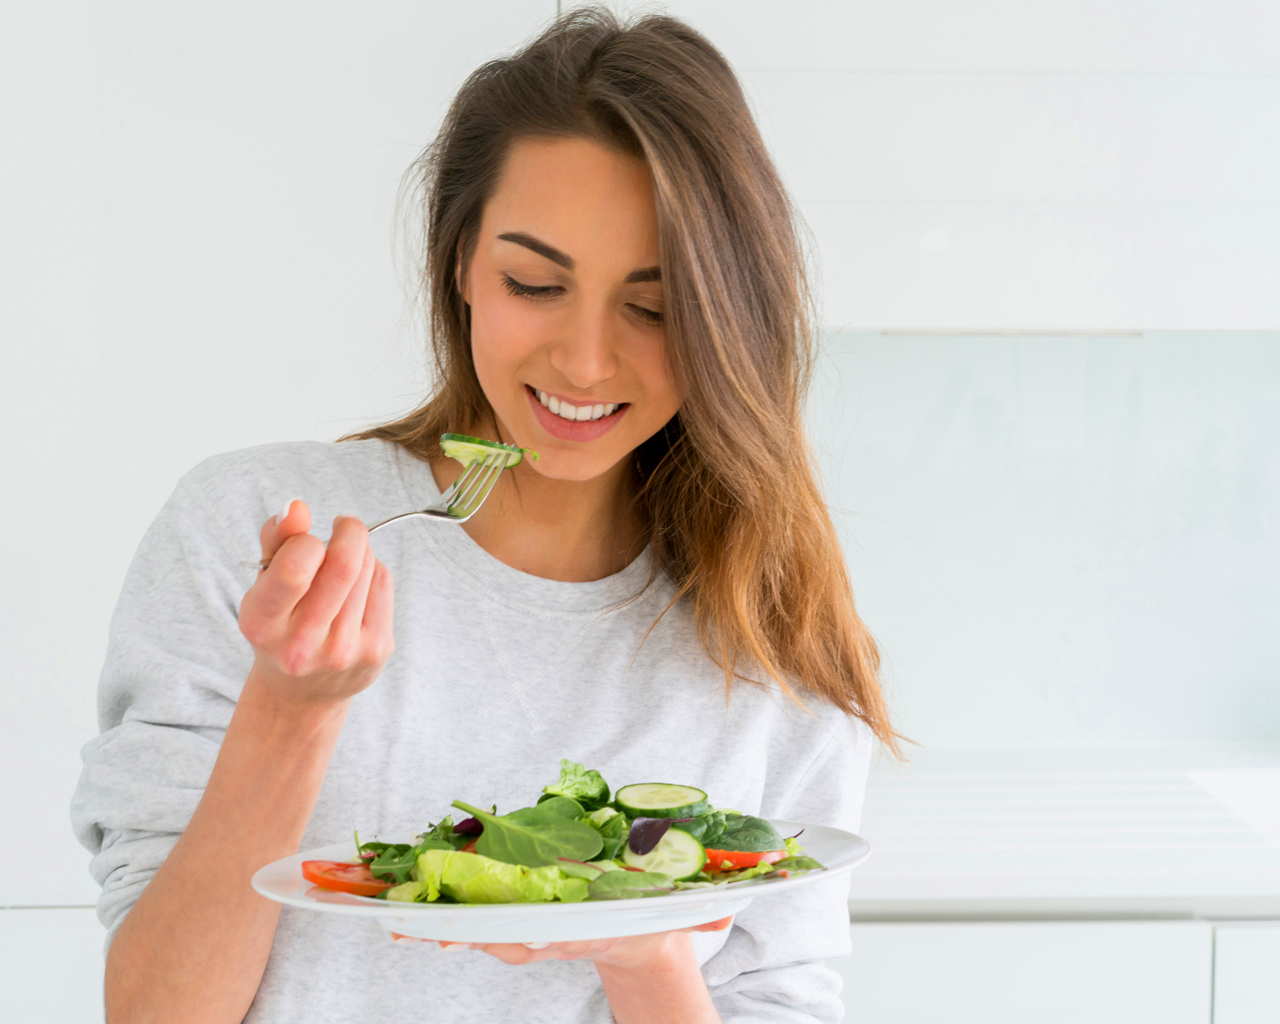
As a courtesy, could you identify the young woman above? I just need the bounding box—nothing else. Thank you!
[73,9,896,1023]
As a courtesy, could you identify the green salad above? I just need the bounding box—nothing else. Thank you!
[333,760,824,905]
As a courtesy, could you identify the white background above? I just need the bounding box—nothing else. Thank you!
[1,1,1278,1019]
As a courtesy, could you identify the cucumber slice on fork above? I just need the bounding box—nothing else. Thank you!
[440,433,538,469]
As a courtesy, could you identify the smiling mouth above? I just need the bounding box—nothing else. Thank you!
[526,385,628,423]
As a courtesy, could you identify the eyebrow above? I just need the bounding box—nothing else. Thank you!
[497,231,661,284]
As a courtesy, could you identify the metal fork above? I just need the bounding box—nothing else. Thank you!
[241,452,506,571]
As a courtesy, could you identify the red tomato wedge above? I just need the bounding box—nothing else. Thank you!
[301,860,394,897]
[704,848,787,873]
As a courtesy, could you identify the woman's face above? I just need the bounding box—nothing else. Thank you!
[461,135,681,482]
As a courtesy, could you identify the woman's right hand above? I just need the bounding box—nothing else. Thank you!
[238,499,395,708]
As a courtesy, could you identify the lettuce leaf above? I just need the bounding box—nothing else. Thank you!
[403,849,589,904]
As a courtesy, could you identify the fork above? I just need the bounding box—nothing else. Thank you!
[241,452,506,571]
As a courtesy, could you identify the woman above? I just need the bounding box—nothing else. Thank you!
[73,9,897,1023]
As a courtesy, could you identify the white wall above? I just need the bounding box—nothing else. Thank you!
[644,0,1280,329]
[0,0,560,912]
[810,331,1280,745]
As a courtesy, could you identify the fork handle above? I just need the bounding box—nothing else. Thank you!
[240,512,435,571]
[241,453,503,571]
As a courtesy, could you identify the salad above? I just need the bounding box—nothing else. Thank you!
[300,760,825,904]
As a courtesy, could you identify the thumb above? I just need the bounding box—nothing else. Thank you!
[259,498,312,560]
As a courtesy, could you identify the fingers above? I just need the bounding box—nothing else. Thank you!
[362,558,395,658]
[472,942,560,964]
[686,915,734,933]
[388,934,471,950]
[326,546,375,663]
[289,517,370,640]
[259,498,311,561]
[246,498,320,624]
[242,531,327,632]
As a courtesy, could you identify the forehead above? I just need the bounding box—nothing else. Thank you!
[483,136,659,264]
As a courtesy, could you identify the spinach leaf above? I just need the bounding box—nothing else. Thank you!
[712,814,785,853]
[542,759,611,812]
[585,807,628,860]
[587,869,676,900]
[506,796,585,824]
[672,810,727,846]
[773,855,825,873]
[452,800,603,868]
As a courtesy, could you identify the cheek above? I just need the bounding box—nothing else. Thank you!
[468,282,546,394]
[629,332,682,419]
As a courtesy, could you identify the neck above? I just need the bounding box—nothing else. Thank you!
[430,453,647,583]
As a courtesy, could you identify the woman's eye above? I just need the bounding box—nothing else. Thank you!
[501,275,561,300]
[628,303,663,326]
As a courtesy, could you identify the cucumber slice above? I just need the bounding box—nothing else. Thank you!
[622,828,706,881]
[439,433,538,469]
[614,783,710,819]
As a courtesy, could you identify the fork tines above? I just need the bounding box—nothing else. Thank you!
[443,453,503,518]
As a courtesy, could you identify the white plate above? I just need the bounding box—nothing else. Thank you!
[252,819,870,943]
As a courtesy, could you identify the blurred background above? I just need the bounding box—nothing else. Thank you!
[2,2,1277,1020]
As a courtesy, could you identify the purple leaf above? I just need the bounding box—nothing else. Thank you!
[787,829,804,840]
[453,817,483,836]
[629,817,673,855]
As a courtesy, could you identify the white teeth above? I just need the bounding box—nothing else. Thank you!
[539,393,623,422]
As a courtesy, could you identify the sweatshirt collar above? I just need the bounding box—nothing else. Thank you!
[386,441,658,615]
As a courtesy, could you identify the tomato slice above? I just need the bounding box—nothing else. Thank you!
[703,848,787,873]
[459,839,478,854]
[301,860,394,897]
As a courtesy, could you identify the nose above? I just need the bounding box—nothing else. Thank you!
[548,300,619,389]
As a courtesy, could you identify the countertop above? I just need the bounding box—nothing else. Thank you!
[847,744,1280,921]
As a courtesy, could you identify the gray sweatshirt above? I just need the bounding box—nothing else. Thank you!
[71,439,871,1024]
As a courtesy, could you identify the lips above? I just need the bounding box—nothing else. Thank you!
[525,385,629,442]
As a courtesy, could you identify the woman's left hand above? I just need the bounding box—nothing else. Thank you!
[393,914,732,966]
[392,917,732,1024]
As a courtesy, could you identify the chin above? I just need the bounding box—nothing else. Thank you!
[520,446,630,483]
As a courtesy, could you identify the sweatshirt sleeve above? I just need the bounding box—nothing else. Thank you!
[70,468,256,946]
[699,713,872,1023]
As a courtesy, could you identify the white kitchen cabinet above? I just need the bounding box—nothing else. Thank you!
[829,921,1213,1024]
[1214,923,1280,1024]
[0,908,105,1024]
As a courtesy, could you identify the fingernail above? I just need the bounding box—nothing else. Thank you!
[523,941,549,949]
[277,497,301,523]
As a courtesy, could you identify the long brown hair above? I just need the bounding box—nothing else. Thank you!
[349,7,899,753]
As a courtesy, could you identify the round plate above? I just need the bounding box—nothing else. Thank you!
[251,819,870,943]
